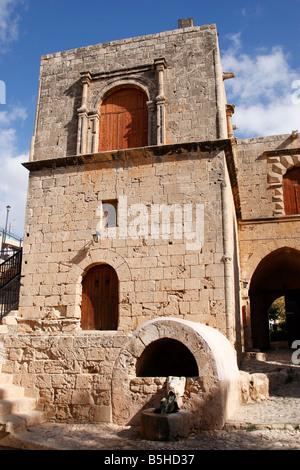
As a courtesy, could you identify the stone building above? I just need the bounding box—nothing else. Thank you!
[0,19,299,431]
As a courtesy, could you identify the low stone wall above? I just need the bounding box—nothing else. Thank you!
[0,321,273,430]
[0,332,129,423]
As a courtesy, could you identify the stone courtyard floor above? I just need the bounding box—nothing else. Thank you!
[1,348,299,451]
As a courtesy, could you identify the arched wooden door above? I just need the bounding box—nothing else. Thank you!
[99,87,148,151]
[81,264,118,330]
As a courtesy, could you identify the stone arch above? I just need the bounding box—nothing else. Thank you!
[93,77,153,109]
[249,247,300,350]
[78,247,131,281]
[111,318,240,430]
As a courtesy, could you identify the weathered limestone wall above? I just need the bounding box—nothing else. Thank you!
[32,24,226,162]
[20,142,237,342]
[0,332,129,423]
[235,133,300,283]
[235,135,300,349]
[235,134,300,220]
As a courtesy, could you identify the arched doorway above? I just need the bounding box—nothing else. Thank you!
[81,264,118,330]
[249,248,300,350]
[99,86,148,152]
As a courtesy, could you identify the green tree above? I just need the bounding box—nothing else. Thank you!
[268,296,286,323]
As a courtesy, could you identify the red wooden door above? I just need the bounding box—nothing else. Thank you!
[81,265,118,330]
[99,87,148,151]
[283,167,300,215]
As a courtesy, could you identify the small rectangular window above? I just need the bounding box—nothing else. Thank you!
[102,200,118,228]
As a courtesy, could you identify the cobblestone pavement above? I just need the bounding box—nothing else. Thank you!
[1,349,299,451]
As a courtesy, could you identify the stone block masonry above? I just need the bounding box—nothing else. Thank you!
[1,332,129,423]
[20,140,239,340]
[31,23,227,162]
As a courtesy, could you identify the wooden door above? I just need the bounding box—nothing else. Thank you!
[283,167,300,215]
[99,87,148,151]
[81,264,118,330]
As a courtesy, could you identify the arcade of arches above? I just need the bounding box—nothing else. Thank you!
[249,248,300,350]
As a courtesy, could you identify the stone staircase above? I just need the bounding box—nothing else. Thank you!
[0,310,49,449]
[0,372,47,438]
[0,309,18,334]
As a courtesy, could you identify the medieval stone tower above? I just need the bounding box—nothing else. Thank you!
[0,19,299,429]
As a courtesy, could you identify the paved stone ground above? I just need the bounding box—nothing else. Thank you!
[1,349,299,451]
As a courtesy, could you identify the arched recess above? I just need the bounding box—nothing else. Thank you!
[249,247,300,350]
[111,318,240,429]
[98,85,148,151]
[81,263,119,330]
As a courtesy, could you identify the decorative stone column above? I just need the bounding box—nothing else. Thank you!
[77,71,91,155]
[154,58,167,145]
[226,104,235,139]
[87,110,100,154]
[146,100,155,146]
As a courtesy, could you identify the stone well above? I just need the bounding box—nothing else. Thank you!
[112,318,240,430]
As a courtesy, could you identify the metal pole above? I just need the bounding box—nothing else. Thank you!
[2,205,11,257]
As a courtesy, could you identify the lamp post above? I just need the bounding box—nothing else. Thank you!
[1,205,11,257]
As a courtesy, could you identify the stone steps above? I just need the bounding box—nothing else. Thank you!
[0,310,18,334]
[0,372,47,441]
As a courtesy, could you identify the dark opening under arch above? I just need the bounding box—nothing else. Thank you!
[136,338,199,377]
[249,248,300,349]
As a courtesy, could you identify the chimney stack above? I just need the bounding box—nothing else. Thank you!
[178,18,194,29]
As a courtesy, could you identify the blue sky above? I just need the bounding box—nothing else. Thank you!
[0,0,300,236]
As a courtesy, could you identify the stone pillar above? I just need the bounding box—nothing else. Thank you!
[77,72,91,155]
[87,111,100,154]
[146,100,155,146]
[226,104,235,139]
[154,58,167,145]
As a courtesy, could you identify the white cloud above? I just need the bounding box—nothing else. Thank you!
[0,152,28,236]
[0,107,28,237]
[0,0,28,237]
[0,0,23,51]
[222,33,300,138]
[0,106,27,125]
